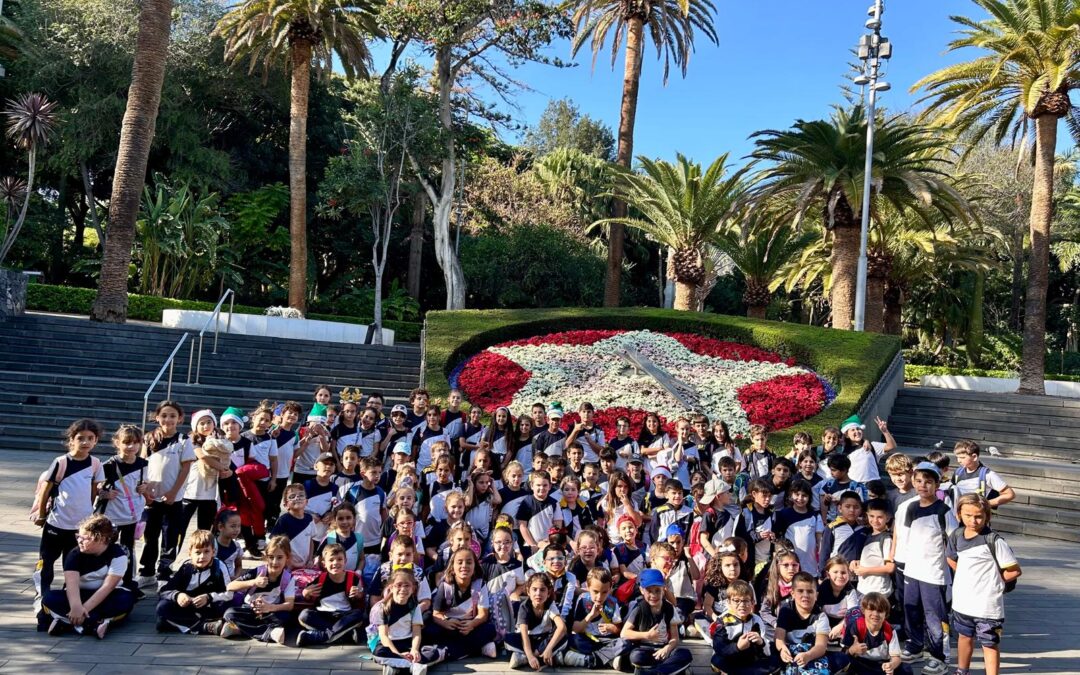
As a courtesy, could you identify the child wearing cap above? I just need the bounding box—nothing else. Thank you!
[892,461,958,675]
[292,404,331,484]
[658,526,700,637]
[533,403,568,457]
[621,568,692,675]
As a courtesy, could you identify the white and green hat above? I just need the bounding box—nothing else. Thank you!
[548,401,565,419]
[840,415,865,434]
[220,407,247,426]
[307,403,329,424]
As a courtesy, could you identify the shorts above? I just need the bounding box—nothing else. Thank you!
[952,610,1003,647]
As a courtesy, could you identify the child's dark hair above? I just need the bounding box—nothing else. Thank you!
[866,479,887,499]
[703,551,741,588]
[145,401,184,451]
[64,418,104,444]
[722,536,753,581]
[717,455,736,470]
[861,591,890,614]
[826,453,851,471]
[866,498,891,515]
[79,514,116,542]
[792,571,816,588]
[598,446,617,462]
[788,478,813,498]
[368,392,385,404]
[664,479,685,494]
[314,384,332,398]
[954,439,979,456]
[112,424,143,448]
[527,570,556,595]
[441,547,482,586]
[926,451,950,471]
[838,490,863,507]
[409,387,430,402]
[792,431,813,447]
[213,507,241,535]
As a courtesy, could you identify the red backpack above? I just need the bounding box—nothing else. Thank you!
[688,508,712,559]
[845,607,893,643]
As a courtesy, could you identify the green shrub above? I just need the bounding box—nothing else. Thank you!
[904,365,1080,383]
[25,283,421,342]
[424,308,900,448]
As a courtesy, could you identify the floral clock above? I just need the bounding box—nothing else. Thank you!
[449,329,835,438]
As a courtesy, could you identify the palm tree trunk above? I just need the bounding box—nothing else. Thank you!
[747,304,766,319]
[883,282,902,335]
[604,15,645,308]
[865,273,885,333]
[287,39,312,314]
[967,269,985,367]
[406,189,425,300]
[1009,218,1024,330]
[830,222,859,330]
[673,280,696,311]
[1019,114,1057,394]
[90,0,172,323]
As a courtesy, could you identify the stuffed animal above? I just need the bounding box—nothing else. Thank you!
[198,437,234,480]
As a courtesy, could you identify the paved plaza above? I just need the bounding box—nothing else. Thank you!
[0,449,1076,674]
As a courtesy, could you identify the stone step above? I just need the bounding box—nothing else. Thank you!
[891,432,1076,463]
[992,514,1080,543]
[895,385,1080,410]
[997,502,1080,528]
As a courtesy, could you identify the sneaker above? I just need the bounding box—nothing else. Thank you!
[923,659,948,675]
[32,596,42,614]
[558,650,591,668]
[95,619,111,640]
[47,617,67,636]
[410,663,428,675]
[481,642,497,659]
[613,652,630,672]
[508,652,527,669]
[296,629,330,647]
[201,620,224,636]
[684,623,700,639]
[432,646,448,664]
[220,621,243,639]
[269,627,286,644]
[135,574,157,588]
[155,618,172,633]
[901,647,925,663]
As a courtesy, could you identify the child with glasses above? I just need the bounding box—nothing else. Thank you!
[710,579,778,675]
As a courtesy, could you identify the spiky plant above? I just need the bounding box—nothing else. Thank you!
[0,93,58,264]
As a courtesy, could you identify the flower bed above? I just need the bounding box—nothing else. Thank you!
[451,329,835,437]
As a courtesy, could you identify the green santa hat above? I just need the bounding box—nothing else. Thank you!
[307,403,329,423]
[840,414,865,434]
[548,401,565,419]
[220,406,247,426]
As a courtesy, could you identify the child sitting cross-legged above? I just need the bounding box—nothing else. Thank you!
[156,530,233,635]
[506,571,569,670]
[774,572,830,675]
[559,567,632,669]
[220,535,296,644]
[295,543,366,646]
[709,579,778,675]
[367,569,446,675]
[841,592,912,675]
[620,568,692,675]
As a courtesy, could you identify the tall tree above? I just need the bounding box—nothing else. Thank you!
[215,0,380,314]
[523,98,615,160]
[90,0,173,323]
[750,106,971,330]
[570,0,718,307]
[597,153,747,310]
[914,0,1080,393]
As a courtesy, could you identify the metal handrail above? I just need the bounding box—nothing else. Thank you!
[187,288,235,385]
[143,333,191,433]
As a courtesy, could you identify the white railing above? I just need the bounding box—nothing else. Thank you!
[142,333,190,433]
[187,289,235,385]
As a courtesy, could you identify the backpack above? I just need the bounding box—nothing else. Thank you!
[688,509,711,559]
[30,455,102,521]
[316,570,359,597]
[951,465,1000,503]
[984,531,1017,593]
[844,607,893,643]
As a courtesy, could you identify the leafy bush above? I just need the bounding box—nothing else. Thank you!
[460,224,605,308]
[904,365,1080,383]
[25,283,421,341]
[424,308,900,449]
[311,280,420,322]
[903,345,966,368]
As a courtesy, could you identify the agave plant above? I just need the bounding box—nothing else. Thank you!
[0,93,59,264]
[0,176,27,225]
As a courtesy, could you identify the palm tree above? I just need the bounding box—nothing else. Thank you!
[0,93,58,264]
[913,0,1080,393]
[90,0,173,323]
[595,153,747,310]
[215,0,380,314]
[570,0,718,307]
[712,208,816,319]
[750,106,972,330]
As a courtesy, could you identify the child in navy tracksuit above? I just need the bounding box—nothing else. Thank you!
[710,580,778,675]
[156,530,232,634]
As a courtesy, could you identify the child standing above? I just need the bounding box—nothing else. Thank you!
[220,535,296,643]
[773,479,823,578]
[567,402,605,464]
[183,412,230,537]
[620,568,692,675]
[852,499,894,599]
[533,403,568,457]
[710,579,778,675]
[339,456,387,569]
[506,572,569,670]
[840,415,896,484]
[98,424,148,591]
[950,440,1015,507]
[516,470,564,558]
[895,462,958,675]
[296,543,366,646]
[742,479,776,581]
[36,514,135,639]
[818,454,868,522]
[139,402,196,585]
[425,548,499,661]
[156,530,232,635]
[561,567,631,669]
[744,424,776,481]
[947,494,1021,675]
[820,491,869,562]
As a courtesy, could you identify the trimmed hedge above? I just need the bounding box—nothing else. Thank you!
[905,364,1080,384]
[25,283,422,342]
[423,308,901,448]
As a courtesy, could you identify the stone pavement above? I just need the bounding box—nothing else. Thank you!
[0,449,1076,674]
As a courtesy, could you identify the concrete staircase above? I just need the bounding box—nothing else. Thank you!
[0,313,421,453]
[890,385,1080,543]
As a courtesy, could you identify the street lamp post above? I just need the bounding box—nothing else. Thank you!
[852,0,892,331]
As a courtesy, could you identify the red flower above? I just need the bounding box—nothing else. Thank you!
[736,373,825,431]
[666,332,790,364]
[496,329,621,348]
[456,352,529,410]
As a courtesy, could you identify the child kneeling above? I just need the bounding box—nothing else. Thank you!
[506,571,569,670]
[295,543,366,646]
[710,580,778,675]
[37,515,135,639]
[156,530,232,634]
[621,568,692,675]
[841,592,911,675]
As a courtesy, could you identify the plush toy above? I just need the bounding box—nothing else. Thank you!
[198,437,234,480]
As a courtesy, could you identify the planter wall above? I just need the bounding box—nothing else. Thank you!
[0,269,28,319]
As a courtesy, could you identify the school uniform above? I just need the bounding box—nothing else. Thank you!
[237,430,277,530]
[857,530,894,596]
[710,610,778,675]
[820,519,869,564]
[773,507,824,578]
[155,559,232,633]
[99,455,147,587]
[464,495,497,543]
[947,526,1018,646]
[533,428,568,457]
[560,497,596,540]
[815,477,868,521]
[499,485,530,522]
[563,592,631,667]
[339,481,386,564]
[896,498,957,664]
[817,580,861,652]
[744,449,776,482]
[297,570,365,642]
[366,562,432,604]
[412,425,450,472]
[270,512,319,569]
[290,430,322,483]
[624,598,693,675]
[516,495,561,554]
[215,538,241,576]
[613,542,646,581]
[330,422,364,457]
[647,503,694,545]
[600,496,641,546]
[482,554,526,638]
[950,464,1009,501]
[38,543,135,634]
[742,505,774,575]
[846,442,890,484]
[776,605,831,674]
[423,579,498,661]
[572,425,606,464]
[317,531,366,573]
[142,433,196,580]
[223,566,296,642]
[505,599,566,657]
[610,436,639,471]
[181,452,221,545]
[841,614,911,675]
[302,478,338,540]
[367,599,445,667]
[638,432,669,477]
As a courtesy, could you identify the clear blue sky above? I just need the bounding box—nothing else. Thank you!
[374,0,1072,163]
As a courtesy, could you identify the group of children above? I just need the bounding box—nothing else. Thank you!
[30,386,1023,675]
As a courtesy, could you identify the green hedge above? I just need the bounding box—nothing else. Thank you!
[26,283,422,342]
[904,364,1080,384]
[424,308,901,448]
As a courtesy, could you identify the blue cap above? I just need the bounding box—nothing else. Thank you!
[914,461,941,479]
[663,523,685,540]
[639,568,665,589]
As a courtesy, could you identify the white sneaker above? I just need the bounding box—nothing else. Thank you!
[135,575,157,588]
[613,652,630,672]
[269,627,286,644]
[508,652,526,669]
[481,642,497,658]
[923,658,948,675]
[901,647,925,663]
[410,663,428,675]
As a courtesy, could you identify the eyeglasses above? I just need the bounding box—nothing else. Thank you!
[729,598,753,605]
[287,495,306,501]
